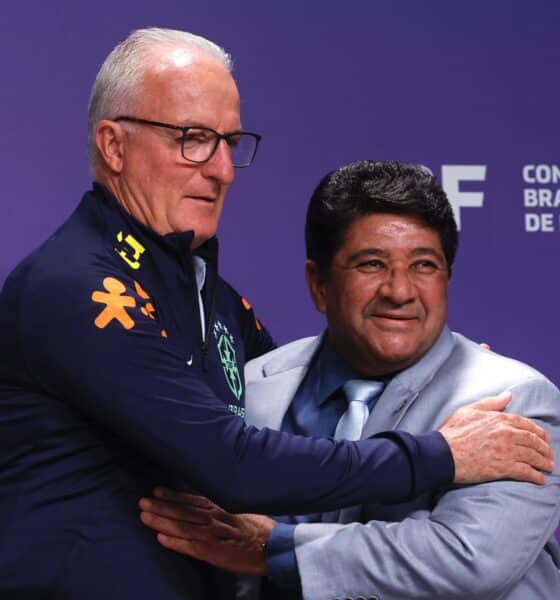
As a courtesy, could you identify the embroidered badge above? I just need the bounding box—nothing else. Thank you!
[213,321,243,400]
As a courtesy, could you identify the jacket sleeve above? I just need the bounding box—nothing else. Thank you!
[292,377,560,600]
[17,267,453,514]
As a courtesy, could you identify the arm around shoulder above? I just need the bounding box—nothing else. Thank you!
[293,376,560,600]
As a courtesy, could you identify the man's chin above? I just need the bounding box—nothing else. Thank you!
[192,227,219,248]
[170,216,218,246]
[363,339,426,375]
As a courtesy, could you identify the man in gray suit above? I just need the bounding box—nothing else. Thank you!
[140,161,560,599]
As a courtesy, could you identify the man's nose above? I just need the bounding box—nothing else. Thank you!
[201,139,235,185]
[378,266,416,305]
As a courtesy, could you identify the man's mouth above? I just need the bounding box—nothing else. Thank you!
[370,313,419,329]
[188,195,217,204]
[373,313,417,321]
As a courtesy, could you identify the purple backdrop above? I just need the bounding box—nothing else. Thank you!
[1,0,559,540]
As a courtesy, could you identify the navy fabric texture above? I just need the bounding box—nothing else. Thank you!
[0,185,453,597]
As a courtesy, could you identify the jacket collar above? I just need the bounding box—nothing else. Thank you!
[247,329,455,433]
[90,182,219,267]
[261,335,324,377]
[260,327,454,387]
[361,326,456,435]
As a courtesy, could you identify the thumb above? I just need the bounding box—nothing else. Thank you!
[468,390,512,412]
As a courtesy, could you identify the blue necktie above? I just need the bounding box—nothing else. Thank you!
[334,379,385,440]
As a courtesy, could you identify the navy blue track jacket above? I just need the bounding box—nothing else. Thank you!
[0,184,453,598]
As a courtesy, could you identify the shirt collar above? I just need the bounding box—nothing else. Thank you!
[313,332,396,407]
[192,255,207,291]
[315,334,359,407]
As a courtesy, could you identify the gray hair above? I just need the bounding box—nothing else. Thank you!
[87,27,232,173]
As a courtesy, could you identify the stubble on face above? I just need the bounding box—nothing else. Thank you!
[319,214,449,377]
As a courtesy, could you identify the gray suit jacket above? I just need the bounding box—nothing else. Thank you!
[244,327,560,599]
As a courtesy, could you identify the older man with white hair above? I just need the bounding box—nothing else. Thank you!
[0,29,553,599]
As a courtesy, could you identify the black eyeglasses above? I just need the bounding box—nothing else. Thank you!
[114,116,261,168]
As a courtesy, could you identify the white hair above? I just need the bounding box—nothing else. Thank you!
[87,27,233,174]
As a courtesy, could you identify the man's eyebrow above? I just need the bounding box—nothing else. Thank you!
[409,247,446,262]
[345,247,446,264]
[346,248,388,263]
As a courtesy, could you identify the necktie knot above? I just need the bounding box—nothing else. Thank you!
[342,379,385,406]
[335,379,385,440]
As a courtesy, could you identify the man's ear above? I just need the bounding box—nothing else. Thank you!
[95,119,126,173]
[305,260,328,314]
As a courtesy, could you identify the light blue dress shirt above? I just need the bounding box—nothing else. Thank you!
[265,334,386,596]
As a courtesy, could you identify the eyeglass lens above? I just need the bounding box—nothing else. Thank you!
[181,129,258,167]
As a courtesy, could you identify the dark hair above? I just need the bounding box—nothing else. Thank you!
[305,160,458,275]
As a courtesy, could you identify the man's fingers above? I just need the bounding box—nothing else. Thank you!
[153,488,214,509]
[459,392,551,444]
[508,428,553,460]
[468,391,511,412]
[506,463,547,486]
[140,510,236,540]
[498,414,550,443]
[157,533,203,559]
[143,489,241,527]
[140,511,206,540]
[139,498,210,524]
[508,441,554,473]
[441,394,555,484]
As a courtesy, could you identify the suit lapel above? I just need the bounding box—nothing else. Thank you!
[361,327,456,438]
[362,383,419,437]
[245,368,308,430]
[244,336,322,430]
[245,328,456,437]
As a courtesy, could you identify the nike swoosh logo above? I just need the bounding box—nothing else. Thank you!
[186,355,193,366]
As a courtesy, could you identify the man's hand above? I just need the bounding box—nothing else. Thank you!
[139,489,275,575]
[439,391,555,485]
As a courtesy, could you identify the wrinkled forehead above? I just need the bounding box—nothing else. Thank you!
[340,212,445,255]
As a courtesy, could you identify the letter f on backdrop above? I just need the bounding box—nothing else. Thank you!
[442,165,487,230]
